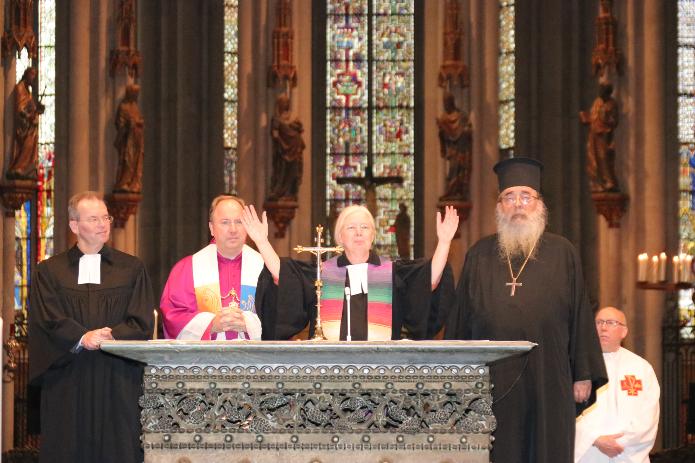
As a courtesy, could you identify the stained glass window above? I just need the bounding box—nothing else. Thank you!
[14,49,32,315]
[326,0,415,258]
[678,0,695,339]
[13,0,55,315]
[37,0,55,263]
[223,0,239,194]
[498,0,515,152]
[13,200,31,314]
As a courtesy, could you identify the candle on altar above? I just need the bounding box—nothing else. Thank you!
[637,253,648,282]
[673,255,680,283]
[650,255,659,283]
[659,252,667,282]
[153,309,158,340]
[687,256,694,283]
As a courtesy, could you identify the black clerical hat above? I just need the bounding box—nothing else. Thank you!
[493,157,543,192]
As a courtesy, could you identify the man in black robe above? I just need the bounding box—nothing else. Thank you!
[445,157,607,463]
[243,204,459,340]
[28,191,154,463]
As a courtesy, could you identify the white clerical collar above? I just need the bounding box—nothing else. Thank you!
[347,263,368,295]
[78,253,101,284]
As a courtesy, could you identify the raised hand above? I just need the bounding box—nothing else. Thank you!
[241,205,269,245]
[240,204,281,281]
[431,206,459,290]
[436,205,459,243]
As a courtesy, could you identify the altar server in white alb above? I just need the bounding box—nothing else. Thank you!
[160,195,266,340]
[575,306,660,463]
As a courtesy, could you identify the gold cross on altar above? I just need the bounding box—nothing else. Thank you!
[294,224,343,340]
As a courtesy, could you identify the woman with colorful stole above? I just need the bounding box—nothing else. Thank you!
[244,204,459,341]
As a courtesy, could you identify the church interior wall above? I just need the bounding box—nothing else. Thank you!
[0,0,686,453]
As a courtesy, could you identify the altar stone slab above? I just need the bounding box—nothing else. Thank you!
[102,340,534,463]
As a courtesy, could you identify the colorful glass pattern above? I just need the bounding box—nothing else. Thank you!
[326,0,415,258]
[223,0,239,194]
[678,0,695,339]
[13,1,55,316]
[38,0,56,263]
[14,50,32,313]
[498,0,515,151]
[14,202,31,313]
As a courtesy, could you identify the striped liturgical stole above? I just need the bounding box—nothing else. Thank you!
[320,255,393,341]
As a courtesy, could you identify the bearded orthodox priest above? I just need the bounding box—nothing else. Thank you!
[445,157,607,463]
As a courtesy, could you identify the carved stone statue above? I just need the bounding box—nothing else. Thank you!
[6,67,44,180]
[437,91,472,201]
[580,82,620,192]
[113,84,144,193]
[118,0,136,48]
[393,203,411,260]
[268,93,305,201]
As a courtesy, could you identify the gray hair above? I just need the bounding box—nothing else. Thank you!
[68,191,104,220]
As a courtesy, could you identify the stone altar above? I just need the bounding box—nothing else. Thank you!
[102,340,534,463]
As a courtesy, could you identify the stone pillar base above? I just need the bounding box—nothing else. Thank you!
[264,200,298,238]
[0,179,37,217]
[105,191,142,228]
[591,191,628,228]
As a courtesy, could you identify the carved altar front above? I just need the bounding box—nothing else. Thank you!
[102,340,534,463]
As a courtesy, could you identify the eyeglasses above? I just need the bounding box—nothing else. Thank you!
[498,193,539,206]
[595,319,626,328]
[344,224,371,233]
[74,215,114,225]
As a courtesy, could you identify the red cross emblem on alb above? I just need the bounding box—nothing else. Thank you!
[620,375,643,396]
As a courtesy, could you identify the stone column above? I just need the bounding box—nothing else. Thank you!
[67,0,91,196]
[261,0,311,255]
[109,0,139,255]
[137,0,226,293]
[640,0,666,380]
[422,1,445,261]
[1,218,13,453]
[238,1,268,207]
[112,224,127,251]
[284,0,312,253]
[597,223,622,306]
[467,0,501,258]
[2,55,16,454]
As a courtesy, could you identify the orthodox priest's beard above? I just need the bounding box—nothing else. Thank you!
[496,202,547,260]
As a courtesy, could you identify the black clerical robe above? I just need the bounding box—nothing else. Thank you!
[28,245,154,463]
[256,252,455,340]
[445,232,607,463]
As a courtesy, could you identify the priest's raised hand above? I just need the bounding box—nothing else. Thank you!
[432,205,459,289]
[241,204,281,281]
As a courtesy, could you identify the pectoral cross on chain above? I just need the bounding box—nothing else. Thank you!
[504,243,536,297]
[221,287,240,311]
[506,279,522,296]
[294,224,344,340]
